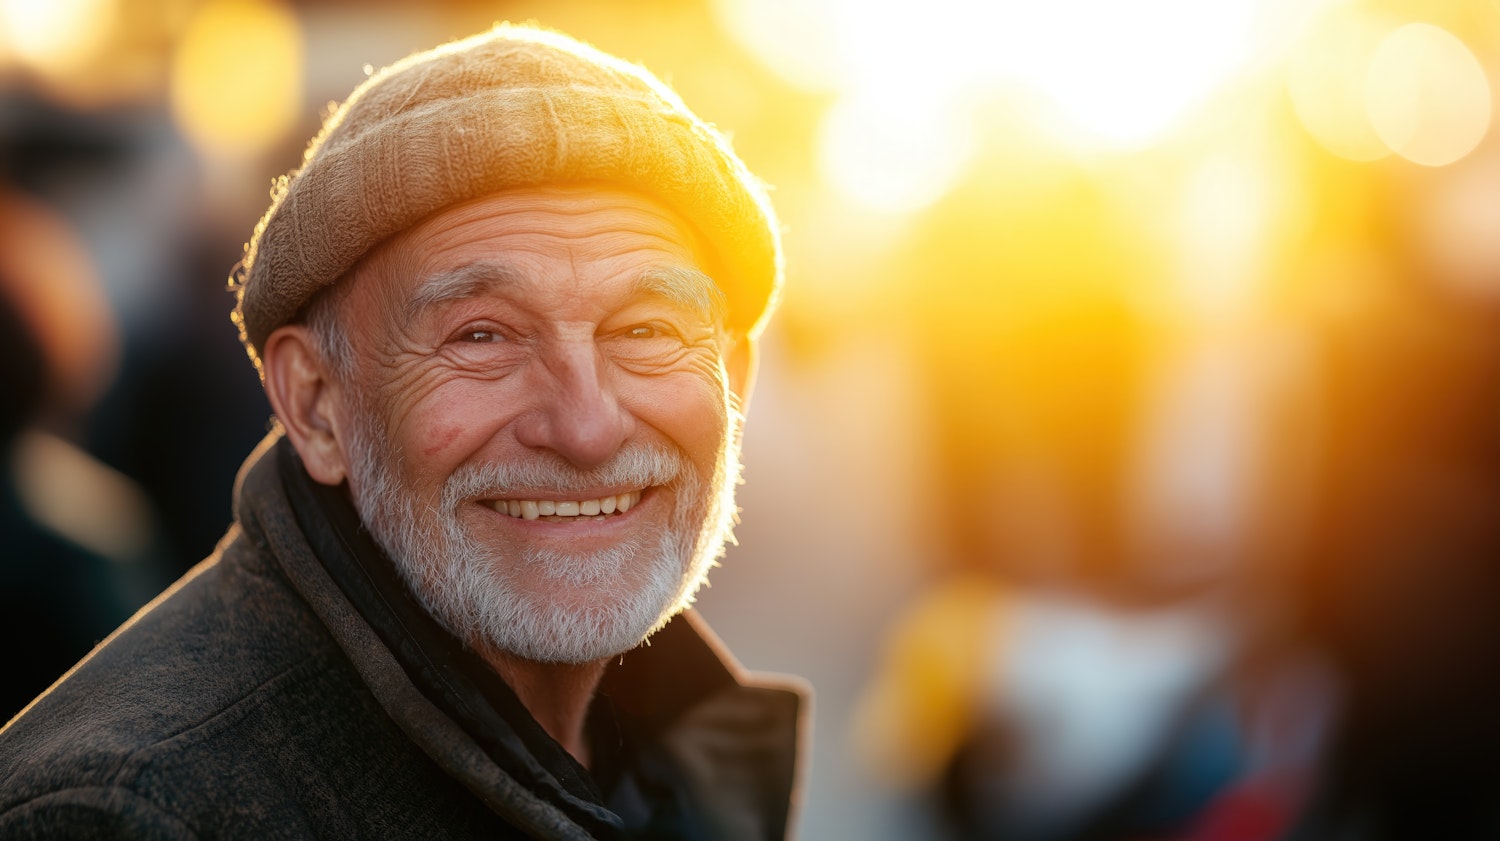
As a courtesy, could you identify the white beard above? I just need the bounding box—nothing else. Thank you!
[341,399,742,664]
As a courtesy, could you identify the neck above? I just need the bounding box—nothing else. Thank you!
[480,647,609,768]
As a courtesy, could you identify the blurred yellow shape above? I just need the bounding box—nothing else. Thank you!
[851,574,1009,789]
[0,0,114,75]
[170,0,302,161]
[1174,152,1278,317]
[1287,7,1395,163]
[1366,23,1491,168]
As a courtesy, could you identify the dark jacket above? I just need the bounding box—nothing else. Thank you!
[0,432,804,839]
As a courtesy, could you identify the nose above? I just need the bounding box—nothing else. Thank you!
[514,340,632,469]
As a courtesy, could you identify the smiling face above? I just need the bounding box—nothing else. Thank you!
[269,186,751,663]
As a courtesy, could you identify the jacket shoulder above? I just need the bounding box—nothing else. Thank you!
[0,786,199,840]
[0,537,351,836]
[0,534,518,840]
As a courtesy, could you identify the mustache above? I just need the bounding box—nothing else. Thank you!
[441,442,687,503]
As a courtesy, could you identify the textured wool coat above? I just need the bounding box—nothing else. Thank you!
[0,432,804,839]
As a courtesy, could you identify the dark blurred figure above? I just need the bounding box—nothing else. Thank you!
[3,88,270,582]
[84,223,274,578]
[1287,176,1500,840]
[0,189,159,722]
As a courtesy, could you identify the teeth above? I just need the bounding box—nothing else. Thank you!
[489,491,642,520]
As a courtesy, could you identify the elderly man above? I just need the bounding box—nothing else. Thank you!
[0,24,803,840]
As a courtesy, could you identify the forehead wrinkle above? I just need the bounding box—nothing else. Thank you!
[399,259,726,330]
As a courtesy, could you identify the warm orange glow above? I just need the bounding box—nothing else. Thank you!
[0,0,115,75]
[719,0,1292,211]
[170,0,303,161]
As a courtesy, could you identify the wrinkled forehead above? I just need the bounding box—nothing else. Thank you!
[347,184,723,314]
[404,260,726,324]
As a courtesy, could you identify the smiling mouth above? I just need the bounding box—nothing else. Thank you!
[484,491,642,522]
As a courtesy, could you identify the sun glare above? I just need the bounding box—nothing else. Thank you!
[1001,0,1259,148]
[818,93,977,214]
[719,0,1267,210]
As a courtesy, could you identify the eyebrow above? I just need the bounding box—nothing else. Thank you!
[405,260,727,326]
[636,264,728,328]
[407,261,524,310]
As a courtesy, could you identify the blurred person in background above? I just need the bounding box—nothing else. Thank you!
[0,176,164,722]
[0,24,803,840]
[850,157,1337,841]
[1282,141,1500,841]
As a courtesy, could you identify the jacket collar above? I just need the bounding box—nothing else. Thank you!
[231,430,803,840]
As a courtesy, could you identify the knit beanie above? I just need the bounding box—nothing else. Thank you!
[232,23,782,370]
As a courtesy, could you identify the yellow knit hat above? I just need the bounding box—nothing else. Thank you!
[232,23,781,369]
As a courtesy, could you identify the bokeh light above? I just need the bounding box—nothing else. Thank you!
[1366,22,1491,167]
[999,0,1259,147]
[170,0,303,161]
[1173,152,1280,317]
[0,0,115,76]
[817,92,976,213]
[1286,6,1397,162]
[721,0,1307,211]
[9,3,1500,838]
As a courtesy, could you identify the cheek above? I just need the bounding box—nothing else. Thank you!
[417,423,465,460]
[388,385,509,478]
[635,371,731,460]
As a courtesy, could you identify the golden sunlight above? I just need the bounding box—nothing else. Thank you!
[1365,23,1491,168]
[1173,153,1279,318]
[996,0,1259,148]
[1286,6,1397,163]
[817,93,976,213]
[170,0,303,161]
[718,0,1276,211]
[0,0,114,75]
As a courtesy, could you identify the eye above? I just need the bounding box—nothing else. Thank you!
[449,326,505,344]
[621,321,687,341]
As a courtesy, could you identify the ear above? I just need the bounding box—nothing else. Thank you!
[261,325,351,486]
[724,335,757,416]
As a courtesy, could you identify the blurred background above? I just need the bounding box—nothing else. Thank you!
[4,0,1500,838]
